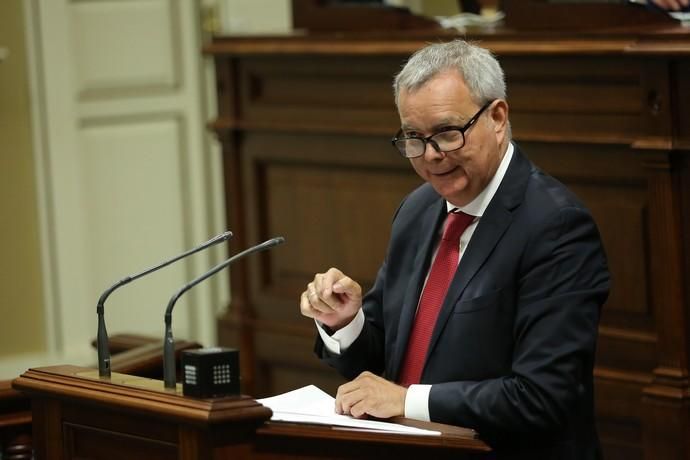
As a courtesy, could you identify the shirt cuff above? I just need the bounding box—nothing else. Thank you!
[404,384,431,421]
[315,309,365,355]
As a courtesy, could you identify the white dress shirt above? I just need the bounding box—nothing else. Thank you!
[316,143,515,421]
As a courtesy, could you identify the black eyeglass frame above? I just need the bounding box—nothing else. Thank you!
[391,100,495,158]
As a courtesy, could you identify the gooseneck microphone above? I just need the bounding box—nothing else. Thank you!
[96,231,233,378]
[162,236,285,389]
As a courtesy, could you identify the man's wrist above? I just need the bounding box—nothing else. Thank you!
[325,311,359,332]
[404,384,432,421]
[316,309,365,354]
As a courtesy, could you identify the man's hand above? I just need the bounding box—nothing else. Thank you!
[335,371,407,419]
[300,267,362,330]
[650,0,688,10]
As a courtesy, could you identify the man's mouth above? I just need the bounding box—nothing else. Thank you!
[431,166,459,177]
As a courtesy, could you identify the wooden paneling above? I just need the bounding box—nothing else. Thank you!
[291,0,441,32]
[247,134,421,288]
[674,61,690,148]
[0,381,31,460]
[225,55,402,133]
[503,0,674,30]
[64,422,178,460]
[208,28,690,459]
[505,57,644,139]
[220,128,422,396]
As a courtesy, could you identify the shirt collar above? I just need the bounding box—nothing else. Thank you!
[445,142,514,217]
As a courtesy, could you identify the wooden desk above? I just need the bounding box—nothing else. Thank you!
[206,25,690,460]
[12,365,489,459]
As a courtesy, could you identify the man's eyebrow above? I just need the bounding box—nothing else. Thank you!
[431,119,463,131]
[400,123,416,131]
[401,118,463,133]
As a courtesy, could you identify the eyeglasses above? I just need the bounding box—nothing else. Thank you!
[391,101,494,158]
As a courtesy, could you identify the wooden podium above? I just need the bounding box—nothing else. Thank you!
[12,365,490,459]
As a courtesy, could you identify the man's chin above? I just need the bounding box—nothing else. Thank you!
[430,184,471,206]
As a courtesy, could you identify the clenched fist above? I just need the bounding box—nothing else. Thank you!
[300,267,362,330]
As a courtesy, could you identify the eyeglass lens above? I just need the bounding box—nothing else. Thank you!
[395,130,464,158]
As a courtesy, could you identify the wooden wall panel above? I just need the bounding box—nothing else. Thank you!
[237,56,401,133]
[503,57,644,143]
[64,423,177,460]
[596,376,647,460]
[674,61,690,148]
[264,163,414,284]
[222,130,422,397]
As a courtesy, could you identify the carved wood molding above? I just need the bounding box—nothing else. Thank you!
[13,365,271,425]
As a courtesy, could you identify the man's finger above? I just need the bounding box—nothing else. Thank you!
[332,275,360,295]
[657,0,684,9]
[309,292,337,314]
[313,268,362,309]
[313,273,325,296]
[306,281,337,313]
[335,379,359,414]
[300,291,316,318]
[349,400,370,419]
[320,268,346,298]
[300,290,331,316]
[337,387,365,416]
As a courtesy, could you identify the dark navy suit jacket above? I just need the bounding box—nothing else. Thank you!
[317,145,610,459]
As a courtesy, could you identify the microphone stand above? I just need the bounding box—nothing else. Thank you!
[97,231,232,378]
[163,237,285,389]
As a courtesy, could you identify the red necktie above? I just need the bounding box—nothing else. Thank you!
[399,210,474,387]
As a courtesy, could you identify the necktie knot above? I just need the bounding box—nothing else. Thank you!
[442,210,474,242]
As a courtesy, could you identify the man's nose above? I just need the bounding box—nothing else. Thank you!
[423,140,445,160]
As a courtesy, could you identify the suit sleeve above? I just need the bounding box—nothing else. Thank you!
[428,206,609,443]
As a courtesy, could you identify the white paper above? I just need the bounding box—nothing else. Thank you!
[257,385,440,436]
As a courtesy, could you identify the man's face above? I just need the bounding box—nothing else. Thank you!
[397,70,507,207]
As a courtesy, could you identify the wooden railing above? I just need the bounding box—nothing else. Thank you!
[1,334,201,459]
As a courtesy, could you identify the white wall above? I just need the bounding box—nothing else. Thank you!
[0,0,229,380]
[218,0,292,34]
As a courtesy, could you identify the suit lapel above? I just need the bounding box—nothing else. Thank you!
[389,199,446,382]
[423,147,532,371]
[423,207,512,363]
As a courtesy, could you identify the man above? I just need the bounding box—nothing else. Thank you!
[299,40,609,459]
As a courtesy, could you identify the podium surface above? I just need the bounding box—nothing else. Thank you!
[13,365,490,459]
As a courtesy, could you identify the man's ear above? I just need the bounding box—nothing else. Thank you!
[490,99,509,143]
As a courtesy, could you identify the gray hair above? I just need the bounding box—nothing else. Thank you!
[393,40,506,108]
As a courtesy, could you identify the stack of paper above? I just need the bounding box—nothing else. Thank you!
[257,385,440,436]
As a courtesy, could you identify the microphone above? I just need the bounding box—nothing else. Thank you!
[96,231,233,378]
[162,236,285,389]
